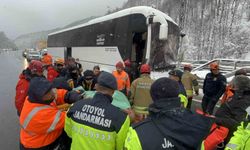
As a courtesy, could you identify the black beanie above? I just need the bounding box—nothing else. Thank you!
[150,77,179,101]
[84,70,94,78]
[97,71,117,90]
[28,77,53,103]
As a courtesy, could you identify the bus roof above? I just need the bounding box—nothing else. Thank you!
[49,6,178,36]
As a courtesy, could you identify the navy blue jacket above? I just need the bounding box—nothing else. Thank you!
[203,72,227,99]
[133,98,213,150]
[178,81,187,96]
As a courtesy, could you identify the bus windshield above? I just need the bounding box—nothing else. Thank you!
[149,21,180,70]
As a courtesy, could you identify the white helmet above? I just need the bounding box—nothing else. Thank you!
[43,49,48,55]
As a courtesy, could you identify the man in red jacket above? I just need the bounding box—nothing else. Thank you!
[47,58,65,82]
[15,60,44,116]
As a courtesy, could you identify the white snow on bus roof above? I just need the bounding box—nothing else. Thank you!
[49,6,178,36]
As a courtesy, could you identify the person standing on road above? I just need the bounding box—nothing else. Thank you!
[225,110,250,150]
[47,58,65,82]
[124,77,212,150]
[19,77,82,150]
[215,75,250,145]
[75,58,83,76]
[202,62,227,115]
[41,49,52,69]
[113,61,131,96]
[169,69,188,108]
[93,65,101,79]
[65,71,130,150]
[181,64,199,109]
[15,60,45,116]
[130,64,154,123]
[221,69,247,104]
[124,59,134,83]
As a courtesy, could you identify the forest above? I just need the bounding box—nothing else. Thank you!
[120,0,250,60]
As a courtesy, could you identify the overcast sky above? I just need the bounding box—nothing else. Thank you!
[0,0,126,39]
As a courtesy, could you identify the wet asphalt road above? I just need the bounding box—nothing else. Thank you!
[0,50,25,150]
[0,50,210,150]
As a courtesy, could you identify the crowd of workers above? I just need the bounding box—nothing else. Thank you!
[14,50,250,150]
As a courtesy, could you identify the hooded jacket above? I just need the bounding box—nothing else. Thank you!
[15,69,31,115]
[125,97,213,150]
[215,91,250,141]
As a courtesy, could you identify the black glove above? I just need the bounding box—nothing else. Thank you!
[64,91,82,104]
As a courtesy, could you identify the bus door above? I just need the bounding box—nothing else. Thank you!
[131,32,147,65]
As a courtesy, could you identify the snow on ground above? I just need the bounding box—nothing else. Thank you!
[150,71,169,80]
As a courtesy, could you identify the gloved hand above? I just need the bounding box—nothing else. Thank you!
[64,91,83,104]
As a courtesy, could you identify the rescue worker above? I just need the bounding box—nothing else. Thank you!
[15,60,44,116]
[77,70,97,91]
[65,71,130,150]
[19,77,81,150]
[93,65,101,78]
[221,69,247,104]
[225,109,250,150]
[41,49,52,69]
[47,58,65,82]
[130,64,154,123]
[66,65,80,89]
[181,64,199,109]
[75,58,83,76]
[124,77,213,150]
[112,61,130,96]
[215,75,250,145]
[202,62,227,114]
[169,69,188,107]
[124,59,133,83]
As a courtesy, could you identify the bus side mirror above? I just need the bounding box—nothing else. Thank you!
[159,24,168,40]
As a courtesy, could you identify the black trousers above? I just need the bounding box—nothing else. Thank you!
[201,95,218,115]
[186,97,193,110]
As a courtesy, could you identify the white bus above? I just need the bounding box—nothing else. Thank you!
[47,6,181,72]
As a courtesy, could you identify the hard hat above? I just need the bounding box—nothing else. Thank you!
[124,59,131,67]
[169,69,183,79]
[210,62,219,70]
[140,64,151,73]
[116,61,124,69]
[184,64,192,69]
[43,49,48,54]
[55,58,64,65]
[29,60,43,73]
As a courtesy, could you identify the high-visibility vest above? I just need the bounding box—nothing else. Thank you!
[112,70,130,92]
[20,98,66,148]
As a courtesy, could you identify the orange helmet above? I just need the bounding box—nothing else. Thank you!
[210,62,219,70]
[55,58,64,65]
